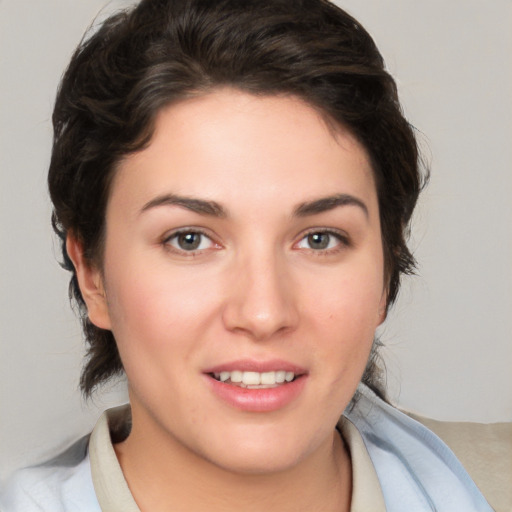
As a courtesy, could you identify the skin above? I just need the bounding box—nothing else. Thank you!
[68,89,387,511]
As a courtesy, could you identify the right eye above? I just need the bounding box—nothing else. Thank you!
[164,230,217,253]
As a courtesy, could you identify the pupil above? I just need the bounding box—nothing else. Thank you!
[308,233,329,249]
[178,232,201,250]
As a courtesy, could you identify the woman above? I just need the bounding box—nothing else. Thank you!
[1,1,508,510]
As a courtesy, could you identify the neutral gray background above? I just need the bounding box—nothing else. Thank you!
[1,0,511,481]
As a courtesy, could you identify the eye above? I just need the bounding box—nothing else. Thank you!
[164,230,216,253]
[295,230,348,251]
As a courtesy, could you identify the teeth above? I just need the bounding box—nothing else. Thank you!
[260,371,276,385]
[212,370,297,386]
[243,371,260,385]
[230,370,243,383]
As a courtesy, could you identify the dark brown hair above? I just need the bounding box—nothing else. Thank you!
[49,0,426,397]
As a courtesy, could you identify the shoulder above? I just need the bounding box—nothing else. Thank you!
[410,413,512,512]
[344,385,505,511]
[0,436,101,512]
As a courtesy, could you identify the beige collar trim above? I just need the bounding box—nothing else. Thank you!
[338,416,386,511]
[89,405,140,512]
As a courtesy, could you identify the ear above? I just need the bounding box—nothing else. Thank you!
[377,290,388,326]
[66,234,112,330]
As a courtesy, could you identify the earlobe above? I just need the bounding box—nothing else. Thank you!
[377,291,388,326]
[66,235,112,330]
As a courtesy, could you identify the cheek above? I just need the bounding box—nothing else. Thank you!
[103,262,214,363]
[311,267,384,332]
[305,265,383,369]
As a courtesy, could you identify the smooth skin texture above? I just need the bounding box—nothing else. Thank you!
[68,89,387,511]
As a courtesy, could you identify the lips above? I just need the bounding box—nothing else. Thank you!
[204,360,307,412]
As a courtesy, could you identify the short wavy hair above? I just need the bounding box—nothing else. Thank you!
[49,0,426,397]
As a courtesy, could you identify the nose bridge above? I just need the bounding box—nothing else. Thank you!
[223,240,298,339]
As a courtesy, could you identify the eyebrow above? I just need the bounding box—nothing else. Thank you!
[294,194,369,218]
[140,192,368,219]
[140,194,227,217]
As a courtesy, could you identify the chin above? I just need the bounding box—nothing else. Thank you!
[194,424,322,476]
[207,447,305,476]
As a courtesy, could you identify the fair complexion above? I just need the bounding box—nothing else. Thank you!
[68,89,386,511]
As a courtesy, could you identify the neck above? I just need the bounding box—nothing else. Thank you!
[114,407,352,512]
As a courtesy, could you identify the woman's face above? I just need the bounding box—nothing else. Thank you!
[78,89,386,473]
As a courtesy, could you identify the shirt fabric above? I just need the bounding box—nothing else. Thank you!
[1,384,508,512]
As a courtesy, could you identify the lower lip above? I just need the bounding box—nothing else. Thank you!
[205,375,307,412]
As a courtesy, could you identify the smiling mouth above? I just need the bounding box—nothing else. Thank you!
[209,370,299,389]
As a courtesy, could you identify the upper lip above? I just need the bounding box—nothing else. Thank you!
[203,359,307,375]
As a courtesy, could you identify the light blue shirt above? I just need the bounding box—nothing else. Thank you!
[0,385,495,511]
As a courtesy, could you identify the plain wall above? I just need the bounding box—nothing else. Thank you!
[1,0,511,481]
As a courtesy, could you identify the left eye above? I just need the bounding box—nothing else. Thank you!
[165,231,214,252]
[296,231,343,251]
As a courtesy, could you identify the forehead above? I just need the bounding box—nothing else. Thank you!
[109,89,377,217]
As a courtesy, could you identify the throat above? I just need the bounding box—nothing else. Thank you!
[116,414,352,512]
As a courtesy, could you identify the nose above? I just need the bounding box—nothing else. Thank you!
[222,251,299,341]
